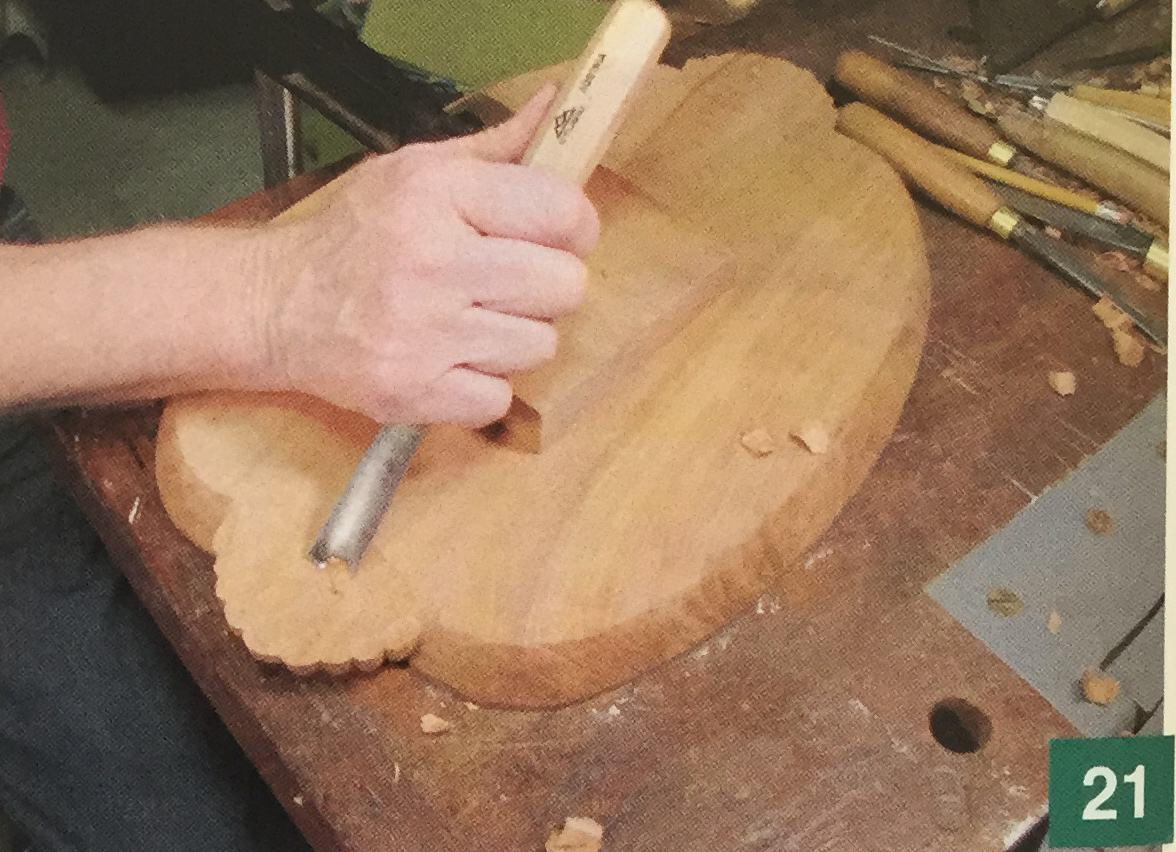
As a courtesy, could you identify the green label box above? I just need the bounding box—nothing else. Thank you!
[1049,735,1174,848]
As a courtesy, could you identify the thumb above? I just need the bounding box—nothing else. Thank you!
[455,82,559,163]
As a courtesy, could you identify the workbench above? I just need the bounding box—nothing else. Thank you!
[41,2,1167,850]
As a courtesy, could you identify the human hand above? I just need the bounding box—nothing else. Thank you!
[257,84,600,427]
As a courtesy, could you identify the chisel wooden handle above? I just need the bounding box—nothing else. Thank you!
[836,103,1014,234]
[522,0,670,184]
[311,0,671,567]
[834,50,1016,165]
[1071,85,1171,127]
[998,109,1169,225]
[1043,93,1170,173]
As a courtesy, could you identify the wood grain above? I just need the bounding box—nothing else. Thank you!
[833,50,1009,162]
[836,104,1007,230]
[1044,93,1170,173]
[41,3,1169,848]
[154,54,930,705]
[1071,84,1171,126]
[998,110,1170,225]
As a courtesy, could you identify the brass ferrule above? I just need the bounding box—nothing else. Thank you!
[1143,241,1169,279]
[986,141,1017,167]
[988,207,1020,239]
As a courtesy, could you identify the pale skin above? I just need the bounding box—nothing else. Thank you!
[0,85,599,427]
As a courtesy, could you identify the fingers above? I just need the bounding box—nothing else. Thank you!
[452,83,559,164]
[452,159,601,256]
[454,307,557,375]
[410,368,514,427]
[456,237,588,319]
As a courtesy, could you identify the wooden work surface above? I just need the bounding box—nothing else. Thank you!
[42,3,1167,850]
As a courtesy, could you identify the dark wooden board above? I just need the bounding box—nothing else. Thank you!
[41,3,1168,849]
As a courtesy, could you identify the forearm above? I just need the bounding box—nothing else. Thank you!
[0,224,280,411]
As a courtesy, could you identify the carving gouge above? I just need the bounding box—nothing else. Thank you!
[834,50,1021,168]
[309,0,671,568]
[937,147,1131,223]
[987,181,1168,280]
[997,109,1170,226]
[836,103,1165,347]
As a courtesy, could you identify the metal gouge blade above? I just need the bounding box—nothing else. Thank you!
[308,0,671,569]
[991,182,1157,259]
[1008,219,1166,347]
[308,424,424,567]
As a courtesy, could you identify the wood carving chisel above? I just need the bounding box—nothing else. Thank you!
[836,103,1165,346]
[867,36,1171,131]
[1029,93,1170,173]
[938,147,1131,223]
[997,109,1170,226]
[309,0,671,569]
[988,181,1168,279]
[834,50,1020,168]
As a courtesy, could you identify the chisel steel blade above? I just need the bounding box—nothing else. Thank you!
[1009,220,1166,346]
[992,181,1155,258]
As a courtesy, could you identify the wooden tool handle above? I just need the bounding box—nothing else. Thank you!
[938,147,1105,216]
[522,0,671,186]
[1071,85,1171,127]
[834,50,1013,164]
[1045,93,1170,173]
[836,103,1009,231]
[998,109,1170,225]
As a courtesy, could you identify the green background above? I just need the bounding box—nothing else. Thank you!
[1049,735,1174,848]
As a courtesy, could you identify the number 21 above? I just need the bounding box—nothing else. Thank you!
[1082,764,1146,820]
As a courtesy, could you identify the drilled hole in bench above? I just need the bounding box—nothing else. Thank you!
[929,698,991,754]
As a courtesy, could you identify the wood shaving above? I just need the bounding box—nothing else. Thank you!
[1111,329,1145,367]
[986,586,1023,617]
[419,713,452,735]
[1092,297,1145,367]
[546,817,604,852]
[959,79,994,115]
[1093,295,1130,330]
[740,428,775,457]
[1097,251,1134,273]
[1081,667,1119,705]
[1048,371,1076,396]
[791,423,830,455]
[1084,507,1114,536]
[1043,225,1063,239]
[1047,611,1062,634]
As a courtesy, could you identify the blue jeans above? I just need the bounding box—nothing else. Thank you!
[0,190,312,852]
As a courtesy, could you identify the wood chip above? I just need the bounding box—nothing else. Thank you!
[1081,667,1120,705]
[546,817,604,852]
[740,428,775,457]
[1044,225,1063,239]
[959,79,994,115]
[1111,328,1145,367]
[419,713,452,735]
[1084,507,1114,536]
[1092,297,1145,367]
[1047,611,1062,634]
[1097,250,1134,273]
[1048,371,1076,396]
[986,586,1023,617]
[790,423,830,455]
